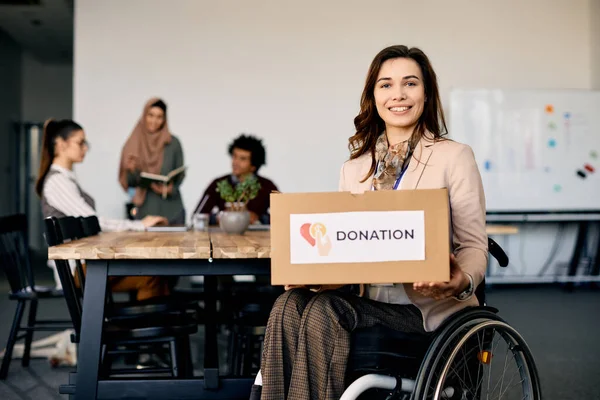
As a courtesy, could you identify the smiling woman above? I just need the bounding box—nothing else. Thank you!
[254,45,487,400]
[350,46,447,183]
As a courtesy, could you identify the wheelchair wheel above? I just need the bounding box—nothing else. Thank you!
[413,318,541,400]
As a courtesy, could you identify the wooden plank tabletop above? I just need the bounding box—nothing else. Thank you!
[486,225,519,235]
[48,225,518,260]
[210,231,271,259]
[48,231,211,260]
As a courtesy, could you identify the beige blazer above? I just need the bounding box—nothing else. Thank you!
[338,134,488,332]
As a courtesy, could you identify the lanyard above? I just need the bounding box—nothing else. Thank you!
[373,147,414,191]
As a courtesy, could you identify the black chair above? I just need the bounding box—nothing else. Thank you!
[54,216,87,293]
[0,213,72,379]
[78,216,100,237]
[44,216,198,380]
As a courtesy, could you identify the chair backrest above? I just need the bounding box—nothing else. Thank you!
[79,216,101,237]
[43,217,82,336]
[0,213,35,294]
[56,216,85,242]
[488,237,508,267]
[475,237,509,305]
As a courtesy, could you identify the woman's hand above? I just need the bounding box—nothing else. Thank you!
[249,211,259,224]
[125,155,138,172]
[284,284,307,291]
[141,215,168,228]
[413,254,470,300]
[150,182,174,196]
[284,284,323,291]
[284,284,345,292]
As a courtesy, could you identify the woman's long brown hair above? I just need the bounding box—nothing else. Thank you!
[349,45,448,181]
[35,119,83,197]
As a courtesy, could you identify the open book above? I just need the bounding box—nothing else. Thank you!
[140,165,187,199]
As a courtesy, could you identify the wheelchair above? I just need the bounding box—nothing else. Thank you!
[340,237,542,400]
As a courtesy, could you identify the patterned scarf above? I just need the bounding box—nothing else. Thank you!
[372,133,411,191]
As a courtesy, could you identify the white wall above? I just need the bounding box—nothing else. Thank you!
[74,0,595,277]
[21,52,73,122]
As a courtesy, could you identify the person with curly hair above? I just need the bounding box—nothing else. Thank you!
[197,134,279,225]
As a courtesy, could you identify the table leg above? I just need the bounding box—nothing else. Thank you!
[75,260,108,400]
[590,222,600,278]
[566,221,588,291]
[203,275,219,389]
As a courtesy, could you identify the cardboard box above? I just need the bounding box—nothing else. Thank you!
[270,189,450,285]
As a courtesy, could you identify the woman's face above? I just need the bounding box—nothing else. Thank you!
[56,129,88,163]
[373,57,426,134]
[145,106,166,133]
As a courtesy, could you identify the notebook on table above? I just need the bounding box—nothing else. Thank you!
[145,224,189,232]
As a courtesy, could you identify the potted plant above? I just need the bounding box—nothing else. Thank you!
[216,176,261,234]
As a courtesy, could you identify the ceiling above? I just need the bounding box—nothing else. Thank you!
[0,0,73,64]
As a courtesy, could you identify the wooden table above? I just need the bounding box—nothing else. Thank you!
[48,226,513,260]
[49,230,270,400]
[485,225,519,236]
[210,231,271,259]
[485,224,519,279]
[48,231,212,260]
[49,225,516,399]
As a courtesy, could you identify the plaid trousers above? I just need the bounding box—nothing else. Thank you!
[259,288,426,400]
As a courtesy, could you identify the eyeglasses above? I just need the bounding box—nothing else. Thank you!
[70,139,90,149]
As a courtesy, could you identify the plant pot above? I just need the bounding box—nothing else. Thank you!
[219,210,250,234]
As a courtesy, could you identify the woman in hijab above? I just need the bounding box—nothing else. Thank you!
[119,98,186,224]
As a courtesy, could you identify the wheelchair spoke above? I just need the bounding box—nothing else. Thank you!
[450,329,515,400]
[494,370,525,400]
[499,375,526,400]
[448,362,470,390]
[483,334,529,400]
[433,336,485,399]
[486,328,498,399]
[487,334,507,397]
[426,340,463,397]
[472,330,493,398]
[490,346,517,397]
[461,340,487,398]
[433,335,483,397]
[461,339,474,396]
[498,341,511,396]
[496,365,525,399]
[475,329,484,396]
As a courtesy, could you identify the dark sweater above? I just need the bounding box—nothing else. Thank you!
[197,174,279,224]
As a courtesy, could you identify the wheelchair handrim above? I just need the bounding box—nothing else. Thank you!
[432,320,541,400]
[415,314,502,399]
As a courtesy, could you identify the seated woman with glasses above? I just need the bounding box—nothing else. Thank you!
[36,118,169,301]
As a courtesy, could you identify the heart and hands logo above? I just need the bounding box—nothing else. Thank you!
[300,222,332,256]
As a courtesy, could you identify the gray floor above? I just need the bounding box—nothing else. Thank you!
[0,278,598,399]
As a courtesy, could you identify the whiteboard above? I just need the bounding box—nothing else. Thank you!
[449,89,600,214]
